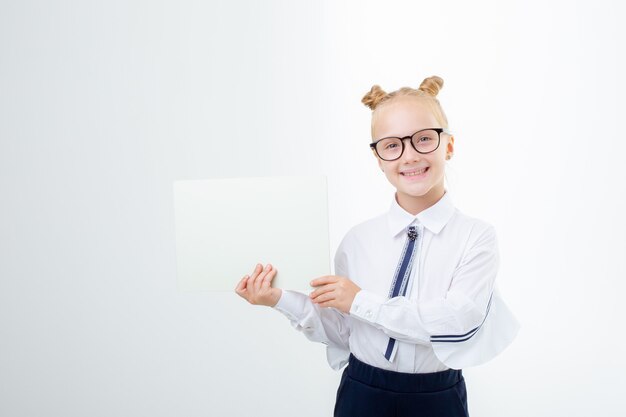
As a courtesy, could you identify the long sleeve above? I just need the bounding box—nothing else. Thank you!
[272,237,352,370]
[273,289,350,349]
[349,224,520,368]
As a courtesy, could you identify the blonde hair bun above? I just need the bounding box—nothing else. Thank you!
[418,75,444,97]
[362,75,444,111]
[361,85,387,110]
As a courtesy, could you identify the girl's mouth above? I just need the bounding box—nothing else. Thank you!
[401,167,429,178]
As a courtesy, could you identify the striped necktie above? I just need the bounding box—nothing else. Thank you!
[384,225,419,362]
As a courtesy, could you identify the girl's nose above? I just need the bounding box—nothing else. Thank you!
[401,140,422,162]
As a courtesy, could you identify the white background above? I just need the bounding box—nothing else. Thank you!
[1,0,625,416]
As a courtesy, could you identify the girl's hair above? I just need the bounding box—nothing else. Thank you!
[362,75,449,137]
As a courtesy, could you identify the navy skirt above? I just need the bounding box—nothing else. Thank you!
[334,353,469,417]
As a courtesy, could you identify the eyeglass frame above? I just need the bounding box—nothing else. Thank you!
[369,127,452,161]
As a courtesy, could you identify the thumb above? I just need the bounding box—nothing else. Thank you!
[235,275,249,292]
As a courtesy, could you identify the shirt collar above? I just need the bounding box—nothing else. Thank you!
[387,190,456,237]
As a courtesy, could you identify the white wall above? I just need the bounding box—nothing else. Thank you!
[1,0,624,416]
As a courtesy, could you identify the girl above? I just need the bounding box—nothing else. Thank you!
[235,75,520,417]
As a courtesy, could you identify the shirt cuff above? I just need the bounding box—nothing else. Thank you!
[349,289,388,322]
[272,289,306,322]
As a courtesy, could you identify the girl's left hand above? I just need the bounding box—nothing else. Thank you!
[309,275,361,314]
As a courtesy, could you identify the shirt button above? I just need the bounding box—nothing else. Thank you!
[355,306,360,312]
[366,311,372,318]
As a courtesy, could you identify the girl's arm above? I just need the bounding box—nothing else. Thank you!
[348,224,519,366]
[272,246,352,370]
[273,290,350,362]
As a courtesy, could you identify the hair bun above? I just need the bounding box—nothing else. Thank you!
[361,85,387,110]
[418,75,444,97]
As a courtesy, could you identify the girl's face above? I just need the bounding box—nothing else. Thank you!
[372,97,454,213]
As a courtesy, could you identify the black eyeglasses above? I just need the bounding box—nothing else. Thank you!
[369,128,450,161]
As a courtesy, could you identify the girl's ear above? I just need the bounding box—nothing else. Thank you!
[446,135,455,159]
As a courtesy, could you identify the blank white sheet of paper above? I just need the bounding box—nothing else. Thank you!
[173,175,330,292]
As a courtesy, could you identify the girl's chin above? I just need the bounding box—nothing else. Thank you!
[397,187,430,198]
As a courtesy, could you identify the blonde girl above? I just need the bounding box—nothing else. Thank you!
[235,75,519,417]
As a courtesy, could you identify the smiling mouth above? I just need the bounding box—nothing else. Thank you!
[401,167,429,176]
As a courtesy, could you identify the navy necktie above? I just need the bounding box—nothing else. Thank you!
[384,225,419,362]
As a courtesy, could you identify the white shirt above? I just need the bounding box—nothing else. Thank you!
[273,189,520,373]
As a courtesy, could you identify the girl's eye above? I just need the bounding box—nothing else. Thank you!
[418,136,432,142]
[385,143,399,149]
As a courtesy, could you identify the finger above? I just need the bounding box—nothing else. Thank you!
[248,263,263,288]
[255,264,272,291]
[250,263,263,278]
[312,290,335,304]
[310,284,334,299]
[310,275,336,287]
[317,299,334,308]
[262,268,277,289]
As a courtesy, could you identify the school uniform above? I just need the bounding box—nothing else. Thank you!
[273,189,520,416]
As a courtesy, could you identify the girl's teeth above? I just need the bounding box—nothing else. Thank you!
[403,168,427,176]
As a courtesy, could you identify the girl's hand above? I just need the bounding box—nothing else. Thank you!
[309,275,361,314]
[235,263,282,308]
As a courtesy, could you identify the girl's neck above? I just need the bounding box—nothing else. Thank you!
[395,185,446,216]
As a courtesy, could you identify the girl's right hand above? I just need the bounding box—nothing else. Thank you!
[234,263,282,308]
